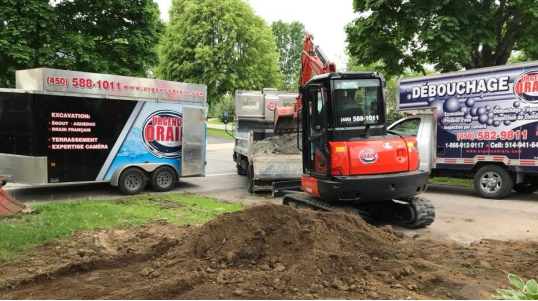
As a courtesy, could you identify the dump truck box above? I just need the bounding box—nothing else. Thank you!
[232,89,302,192]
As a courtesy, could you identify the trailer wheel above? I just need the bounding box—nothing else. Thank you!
[119,168,147,195]
[513,177,538,194]
[247,165,254,193]
[151,166,177,192]
[474,165,514,199]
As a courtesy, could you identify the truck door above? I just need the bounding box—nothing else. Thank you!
[389,114,434,172]
[303,84,328,178]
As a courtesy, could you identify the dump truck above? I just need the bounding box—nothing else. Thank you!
[393,61,538,199]
[232,88,302,193]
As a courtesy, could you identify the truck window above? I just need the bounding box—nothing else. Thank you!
[391,118,421,137]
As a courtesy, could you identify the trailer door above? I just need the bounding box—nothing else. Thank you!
[389,115,434,172]
[181,107,205,177]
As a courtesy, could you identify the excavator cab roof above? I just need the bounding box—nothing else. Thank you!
[306,72,386,87]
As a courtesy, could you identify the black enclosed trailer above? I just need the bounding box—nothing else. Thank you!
[0,68,207,195]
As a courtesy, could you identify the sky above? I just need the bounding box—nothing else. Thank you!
[153,0,359,69]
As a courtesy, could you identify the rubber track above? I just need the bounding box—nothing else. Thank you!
[401,196,436,229]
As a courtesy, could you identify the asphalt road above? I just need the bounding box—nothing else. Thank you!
[5,135,538,244]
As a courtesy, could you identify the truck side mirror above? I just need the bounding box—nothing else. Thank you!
[222,110,229,124]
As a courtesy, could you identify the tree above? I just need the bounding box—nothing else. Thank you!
[157,0,282,108]
[271,20,305,91]
[53,0,164,77]
[346,0,538,78]
[0,0,57,87]
[0,0,163,88]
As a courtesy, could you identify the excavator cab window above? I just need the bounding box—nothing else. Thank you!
[334,79,384,127]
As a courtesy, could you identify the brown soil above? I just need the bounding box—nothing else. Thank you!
[1,204,537,300]
[253,134,301,154]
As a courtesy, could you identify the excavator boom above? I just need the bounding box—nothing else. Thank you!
[274,34,336,134]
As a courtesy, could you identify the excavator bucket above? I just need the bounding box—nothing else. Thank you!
[274,106,298,135]
[0,182,27,216]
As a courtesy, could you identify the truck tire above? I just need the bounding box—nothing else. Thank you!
[474,165,514,199]
[513,177,538,194]
[119,167,147,195]
[236,163,247,176]
[247,165,254,193]
[150,166,177,192]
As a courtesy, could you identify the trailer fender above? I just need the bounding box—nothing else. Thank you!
[110,164,179,187]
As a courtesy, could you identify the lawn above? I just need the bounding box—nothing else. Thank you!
[0,194,243,261]
[207,118,234,126]
[207,128,234,139]
[429,177,473,187]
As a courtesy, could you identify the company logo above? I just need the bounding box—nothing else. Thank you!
[142,110,182,159]
[382,142,393,150]
[514,70,538,102]
[267,102,277,111]
[359,148,378,164]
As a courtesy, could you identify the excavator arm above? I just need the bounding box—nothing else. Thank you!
[274,34,336,134]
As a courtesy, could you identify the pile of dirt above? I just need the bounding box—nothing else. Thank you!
[1,204,538,300]
[253,134,301,154]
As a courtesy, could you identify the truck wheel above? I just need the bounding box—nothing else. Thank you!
[513,177,538,194]
[119,168,147,195]
[236,163,247,176]
[247,165,254,193]
[474,165,514,199]
[151,166,177,192]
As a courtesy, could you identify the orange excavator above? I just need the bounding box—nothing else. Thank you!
[275,34,435,228]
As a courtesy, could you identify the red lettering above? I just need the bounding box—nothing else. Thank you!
[145,125,154,141]
[166,126,174,141]
[156,126,164,141]
[515,82,523,94]
[176,126,181,141]
[525,81,531,92]
[533,81,538,92]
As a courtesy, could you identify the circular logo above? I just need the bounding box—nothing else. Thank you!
[359,148,378,164]
[513,70,538,102]
[142,110,182,159]
[383,142,393,150]
[267,102,277,111]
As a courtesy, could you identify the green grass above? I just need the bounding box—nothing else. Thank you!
[429,177,473,187]
[0,194,243,261]
[207,128,234,139]
[207,118,234,126]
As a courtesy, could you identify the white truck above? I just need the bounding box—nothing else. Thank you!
[232,88,302,193]
[392,61,538,199]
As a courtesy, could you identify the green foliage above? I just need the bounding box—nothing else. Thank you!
[157,0,282,108]
[0,0,57,87]
[212,93,235,122]
[271,20,306,91]
[0,194,243,261]
[494,274,538,300]
[53,0,164,77]
[0,0,164,88]
[346,0,538,78]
